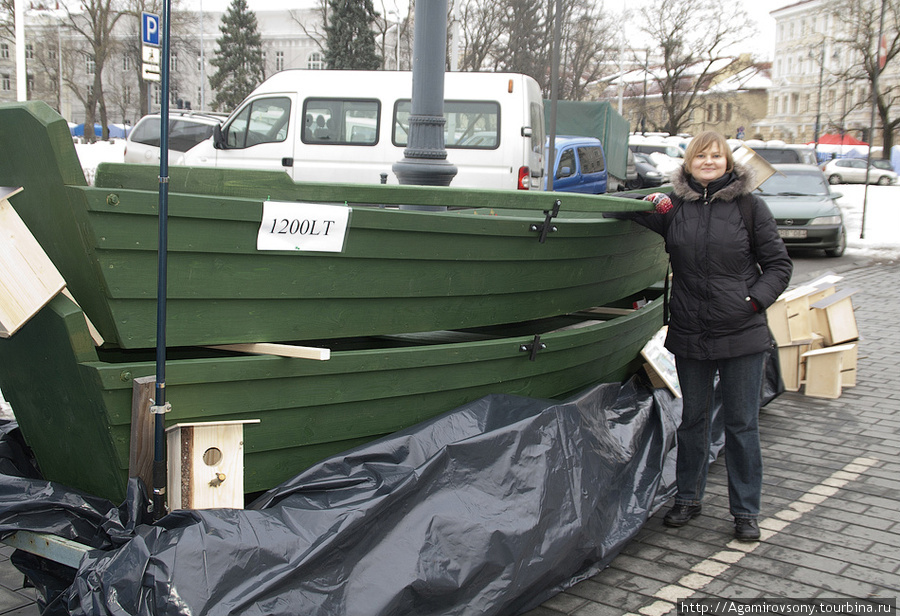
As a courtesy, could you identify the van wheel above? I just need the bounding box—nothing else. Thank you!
[828,174,842,185]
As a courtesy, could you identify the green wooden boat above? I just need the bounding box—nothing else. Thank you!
[0,291,663,502]
[0,102,666,349]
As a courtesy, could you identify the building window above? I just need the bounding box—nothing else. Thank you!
[25,44,34,59]
[171,52,178,72]
[87,55,96,75]
[1,44,8,59]
[2,74,10,91]
[197,54,203,71]
[124,55,132,71]
[276,50,284,72]
[308,52,324,70]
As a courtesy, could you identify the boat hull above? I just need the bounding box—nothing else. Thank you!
[0,102,666,349]
[0,293,663,502]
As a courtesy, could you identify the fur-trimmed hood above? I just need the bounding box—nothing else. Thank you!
[670,162,757,203]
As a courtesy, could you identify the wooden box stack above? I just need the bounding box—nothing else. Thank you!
[767,274,859,399]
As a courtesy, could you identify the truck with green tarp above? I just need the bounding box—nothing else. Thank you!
[545,100,632,192]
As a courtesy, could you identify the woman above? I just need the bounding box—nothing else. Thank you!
[618,132,792,541]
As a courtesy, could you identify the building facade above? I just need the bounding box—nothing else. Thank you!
[0,6,331,126]
[753,0,897,145]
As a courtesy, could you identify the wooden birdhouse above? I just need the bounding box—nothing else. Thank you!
[166,420,260,510]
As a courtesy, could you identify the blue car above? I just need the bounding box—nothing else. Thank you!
[544,136,608,194]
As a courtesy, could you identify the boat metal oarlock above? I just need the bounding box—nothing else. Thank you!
[530,199,562,243]
[520,335,547,361]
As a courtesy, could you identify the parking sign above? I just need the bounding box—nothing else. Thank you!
[142,12,159,46]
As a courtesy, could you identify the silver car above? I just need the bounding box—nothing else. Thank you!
[124,110,226,164]
[821,158,897,185]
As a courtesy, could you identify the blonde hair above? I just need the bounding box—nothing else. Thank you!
[684,131,734,174]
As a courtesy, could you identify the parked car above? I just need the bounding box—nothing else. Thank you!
[629,151,665,188]
[756,164,846,257]
[124,110,227,164]
[821,158,898,185]
[544,136,608,194]
[742,140,818,165]
[628,143,684,180]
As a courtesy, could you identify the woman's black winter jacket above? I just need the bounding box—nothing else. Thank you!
[617,163,793,360]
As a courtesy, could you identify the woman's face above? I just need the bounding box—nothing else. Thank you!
[689,143,728,186]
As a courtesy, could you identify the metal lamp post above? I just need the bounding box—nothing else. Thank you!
[811,43,826,157]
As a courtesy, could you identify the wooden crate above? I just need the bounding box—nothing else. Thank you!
[801,343,858,399]
[0,187,65,338]
[778,340,812,392]
[810,288,859,346]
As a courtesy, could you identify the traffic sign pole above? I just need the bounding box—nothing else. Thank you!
[151,1,171,522]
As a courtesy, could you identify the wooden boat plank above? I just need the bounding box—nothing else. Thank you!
[1,292,662,500]
[0,102,666,349]
[93,162,655,214]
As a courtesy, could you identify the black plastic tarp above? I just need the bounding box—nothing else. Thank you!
[0,377,682,616]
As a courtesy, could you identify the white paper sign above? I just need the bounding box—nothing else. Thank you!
[257,201,351,253]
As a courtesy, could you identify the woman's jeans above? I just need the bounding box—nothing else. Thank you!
[674,352,766,519]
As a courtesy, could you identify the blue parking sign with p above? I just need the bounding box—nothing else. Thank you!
[142,12,160,46]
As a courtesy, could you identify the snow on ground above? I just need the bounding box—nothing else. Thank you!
[834,184,900,263]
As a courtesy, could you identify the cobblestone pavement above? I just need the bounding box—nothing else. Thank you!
[525,260,900,616]
[0,261,897,615]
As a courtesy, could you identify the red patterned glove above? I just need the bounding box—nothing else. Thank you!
[643,192,673,214]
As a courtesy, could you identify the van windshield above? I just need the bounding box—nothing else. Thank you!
[394,100,500,149]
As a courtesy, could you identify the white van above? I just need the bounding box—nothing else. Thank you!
[180,70,546,190]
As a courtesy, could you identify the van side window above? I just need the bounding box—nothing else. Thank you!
[225,97,291,149]
[301,98,380,145]
[393,100,500,149]
[578,146,605,173]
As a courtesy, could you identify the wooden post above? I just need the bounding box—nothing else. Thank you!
[129,376,157,493]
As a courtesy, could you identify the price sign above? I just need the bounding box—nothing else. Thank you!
[257,201,351,253]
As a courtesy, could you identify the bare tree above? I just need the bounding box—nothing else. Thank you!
[637,0,752,134]
[827,0,900,155]
[456,0,616,100]
[556,0,616,100]
[61,0,126,141]
[457,0,503,71]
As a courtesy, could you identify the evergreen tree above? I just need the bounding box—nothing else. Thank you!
[209,0,266,111]
[324,0,382,70]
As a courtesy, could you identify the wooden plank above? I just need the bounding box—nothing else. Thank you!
[581,306,635,316]
[810,287,859,309]
[0,188,66,337]
[2,530,89,569]
[206,343,331,361]
[129,376,156,493]
[61,288,104,346]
